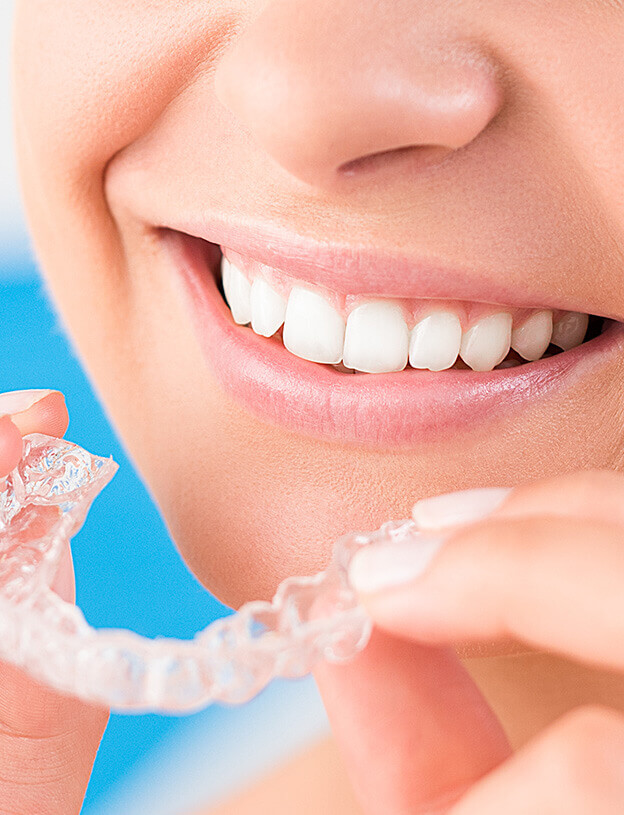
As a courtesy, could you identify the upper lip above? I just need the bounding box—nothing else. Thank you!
[162,214,607,317]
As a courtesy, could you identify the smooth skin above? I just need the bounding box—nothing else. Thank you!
[8,0,624,811]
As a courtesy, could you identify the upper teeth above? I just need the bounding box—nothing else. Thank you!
[220,256,590,373]
[459,312,513,372]
[343,301,409,373]
[250,277,287,338]
[283,286,345,364]
[409,311,462,371]
[222,258,252,326]
[550,311,589,351]
[510,309,553,361]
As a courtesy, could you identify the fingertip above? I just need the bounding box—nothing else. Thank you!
[10,390,70,438]
[37,390,70,437]
[0,415,24,478]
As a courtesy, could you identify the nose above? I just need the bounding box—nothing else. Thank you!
[214,0,504,188]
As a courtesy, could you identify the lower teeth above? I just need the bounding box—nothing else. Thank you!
[495,359,522,369]
[332,362,356,374]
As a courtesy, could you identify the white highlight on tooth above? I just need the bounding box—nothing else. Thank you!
[551,312,589,351]
[409,311,462,371]
[250,278,287,337]
[283,286,345,364]
[342,301,409,373]
[511,310,553,361]
[460,312,513,372]
[222,258,252,325]
[218,251,591,374]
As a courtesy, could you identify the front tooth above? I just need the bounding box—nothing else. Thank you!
[459,312,512,372]
[409,311,462,371]
[551,312,589,350]
[250,278,287,337]
[222,259,252,325]
[343,301,408,373]
[511,310,553,361]
[283,286,345,364]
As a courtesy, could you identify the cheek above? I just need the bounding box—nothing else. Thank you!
[498,7,624,247]
[12,1,229,348]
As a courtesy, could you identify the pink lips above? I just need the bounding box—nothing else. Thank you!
[165,230,624,449]
[162,214,621,317]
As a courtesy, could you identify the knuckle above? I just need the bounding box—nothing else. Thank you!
[536,705,624,802]
[500,468,624,530]
[559,703,619,743]
[559,470,623,502]
[518,469,620,505]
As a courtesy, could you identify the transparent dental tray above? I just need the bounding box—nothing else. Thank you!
[0,434,417,713]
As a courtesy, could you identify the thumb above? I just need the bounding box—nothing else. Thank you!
[314,629,511,815]
[0,543,109,815]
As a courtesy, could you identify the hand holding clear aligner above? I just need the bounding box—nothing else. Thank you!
[0,435,418,713]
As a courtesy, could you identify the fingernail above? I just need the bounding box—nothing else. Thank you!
[349,534,446,594]
[412,487,512,531]
[0,389,55,417]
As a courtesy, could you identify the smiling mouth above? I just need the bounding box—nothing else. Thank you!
[163,226,621,447]
[218,246,606,375]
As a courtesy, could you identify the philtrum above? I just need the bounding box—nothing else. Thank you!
[0,433,422,713]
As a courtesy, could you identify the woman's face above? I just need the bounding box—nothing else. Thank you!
[12,1,624,610]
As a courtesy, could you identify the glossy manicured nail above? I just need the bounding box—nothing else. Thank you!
[0,389,55,417]
[412,487,512,531]
[349,535,446,594]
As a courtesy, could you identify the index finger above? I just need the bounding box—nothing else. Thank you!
[351,514,624,672]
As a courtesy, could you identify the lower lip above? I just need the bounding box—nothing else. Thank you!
[166,232,624,449]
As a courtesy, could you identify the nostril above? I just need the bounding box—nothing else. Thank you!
[213,0,505,188]
[338,144,455,177]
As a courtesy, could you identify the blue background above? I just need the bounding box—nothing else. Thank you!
[0,262,231,811]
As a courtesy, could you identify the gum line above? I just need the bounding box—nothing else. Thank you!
[0,434,419,713]
[222,248,551,329]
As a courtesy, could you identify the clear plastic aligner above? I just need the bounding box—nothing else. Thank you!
[0,434,419,713]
